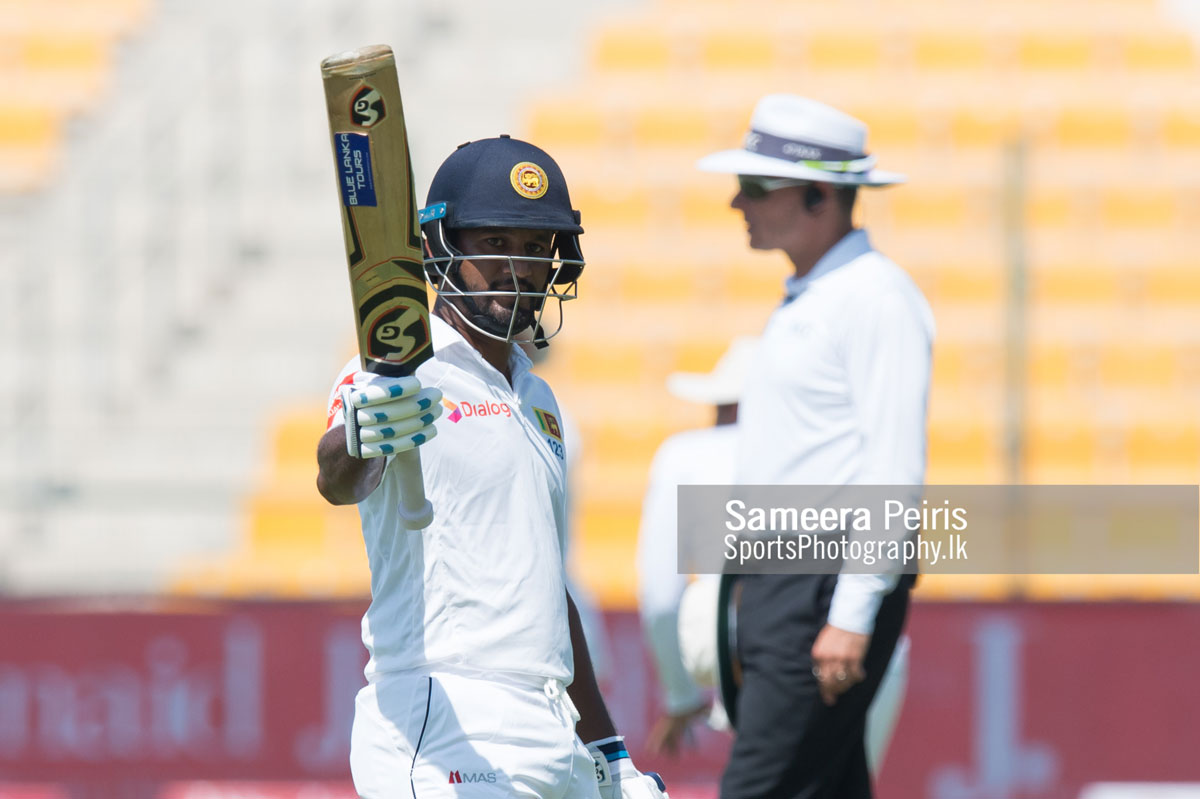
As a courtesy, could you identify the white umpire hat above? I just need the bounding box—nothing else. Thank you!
[697,94,905,187]
[667,336,758,406]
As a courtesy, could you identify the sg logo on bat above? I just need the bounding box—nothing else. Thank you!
[359,274,432,369]
[351,85,386,127]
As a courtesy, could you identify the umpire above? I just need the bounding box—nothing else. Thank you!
[697,95,934,798]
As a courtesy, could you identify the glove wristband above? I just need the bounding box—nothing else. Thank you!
[586,736,636,788]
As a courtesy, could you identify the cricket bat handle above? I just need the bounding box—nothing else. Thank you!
[394,448,434,530]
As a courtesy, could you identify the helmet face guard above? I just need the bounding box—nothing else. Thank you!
[418,136,586,346]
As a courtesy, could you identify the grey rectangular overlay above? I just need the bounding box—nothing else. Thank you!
[677,485,1199,575]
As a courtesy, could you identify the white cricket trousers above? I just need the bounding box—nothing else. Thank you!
[351,671,602,799]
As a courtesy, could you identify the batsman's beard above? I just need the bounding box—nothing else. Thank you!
[458,283,538,339]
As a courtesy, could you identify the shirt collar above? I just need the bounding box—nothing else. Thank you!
[783,228,873,302]
[430,313,530,387]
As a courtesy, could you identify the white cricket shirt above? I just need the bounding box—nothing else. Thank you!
[735,229,934,635]
[636,424,739,713]
[327,315,572,683]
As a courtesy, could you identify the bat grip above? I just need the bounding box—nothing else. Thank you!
[394,448,434,530]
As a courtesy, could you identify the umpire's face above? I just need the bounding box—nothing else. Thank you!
[731,181,818,254]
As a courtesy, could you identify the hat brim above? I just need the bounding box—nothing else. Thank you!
[667,372,742,406]
[697,149,906,187]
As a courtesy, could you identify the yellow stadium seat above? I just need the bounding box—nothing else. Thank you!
[847,105,923,148]
[936,264,1006,303]
[1029,262,1122,304]
[1098,343,1177,388]
[1126,420,1200,471]
[575,514,641,610]
[949,105,1023,149]
[1052,105,1135,149]
[928,418,1003,471]
[525,102,607,148]
[701,28,779,70]
[1024,573,1200,601]
[0,105,57,146]
[270,406,327,473]
[631,104,715,148]
[911,30,991,72]
[1025,185,1074,229]
[1143,262,1200,304]
[1024,421,1098,474]
[932,340,1003,389]
[888,184,974,228]
[805,30,885,71]
[571,183,653,228]
[1028,341,1097,389]
[1162,108,1200,149]
[1099,186,1178,229]
[561,339,653,385]
[592,27,674,71]
[679,175,744,227]
[914,575,1019,601]
[1120,30,1196,71]
[1017,32,1096,71]
[614,258,701,303]
[20,32,108,70]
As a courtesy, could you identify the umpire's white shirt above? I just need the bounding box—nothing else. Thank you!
[327,314,572,683]
[735,229,934,635]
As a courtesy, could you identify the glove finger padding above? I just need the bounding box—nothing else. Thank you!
[356,387,443,426]
[350,375,423,407]
[342,376,442,459]
[360,400,443,443]
[359,423,439,458]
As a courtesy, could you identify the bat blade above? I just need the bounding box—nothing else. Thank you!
[322,45,434,529]
[321,44,432,379]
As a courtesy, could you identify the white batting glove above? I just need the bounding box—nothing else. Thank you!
[586,737,669,799]
[340,373,442,459]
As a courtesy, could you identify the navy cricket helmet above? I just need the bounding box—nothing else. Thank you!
[418,136,586,345]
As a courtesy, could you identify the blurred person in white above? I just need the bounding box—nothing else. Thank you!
[696,95,934,798]
[317,136,664,799]
[637,338,911,774]
[635,336,754,753]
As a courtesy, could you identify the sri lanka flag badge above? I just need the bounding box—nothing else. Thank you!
[533,408,563,442]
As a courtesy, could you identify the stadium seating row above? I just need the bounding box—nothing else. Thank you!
[0,0,150,192]
[590,23,1196,75]
[528,95,1200,152]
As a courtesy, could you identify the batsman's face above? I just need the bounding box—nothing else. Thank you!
[731,183,813,252]
[455,227,554,329]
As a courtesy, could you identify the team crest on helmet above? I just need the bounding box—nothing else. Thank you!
[510,162,549,199]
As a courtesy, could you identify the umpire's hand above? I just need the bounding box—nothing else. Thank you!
[811,624,870,706]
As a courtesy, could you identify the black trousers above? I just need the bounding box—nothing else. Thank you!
[719,573,912,799]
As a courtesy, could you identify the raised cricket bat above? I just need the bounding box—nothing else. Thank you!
[321,44,434,530]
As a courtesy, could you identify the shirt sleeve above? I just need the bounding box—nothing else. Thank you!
[325,360,360,431]
[636,439,705,713]
[829,287,932,636]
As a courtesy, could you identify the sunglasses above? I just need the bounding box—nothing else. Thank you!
[737,175,811,200]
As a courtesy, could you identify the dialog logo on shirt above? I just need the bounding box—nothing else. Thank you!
[448,769,498,784]
[441,397,513,424]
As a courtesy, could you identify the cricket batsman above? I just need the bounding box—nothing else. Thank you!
[317,136,667,799]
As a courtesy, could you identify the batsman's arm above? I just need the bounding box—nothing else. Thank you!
[317,427,385,505]
[567,589,618,742]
